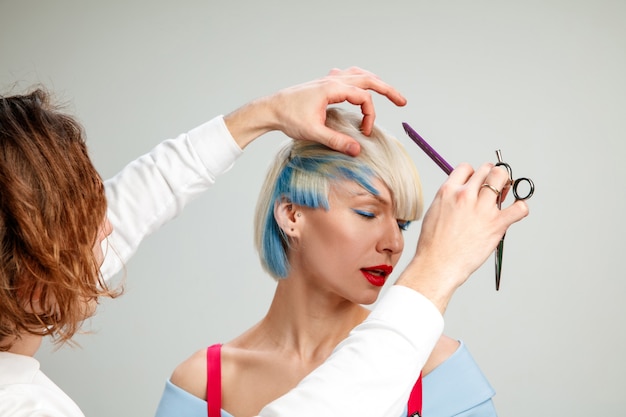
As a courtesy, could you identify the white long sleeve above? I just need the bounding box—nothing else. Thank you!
[260,285,443,417]
[99,116,444,417]
[100,115,242,280]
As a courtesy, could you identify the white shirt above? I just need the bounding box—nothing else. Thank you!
[0,116,443,416]
[0,352,84,417]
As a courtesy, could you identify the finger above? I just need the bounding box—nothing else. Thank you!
[476,164,510,204]
[466,163,494,188]
[500,199,530,226]
[494,164,513,202]
[328,66,377,78]
[448,163,473,180]
[500,183,512,202]
[324,85,377,136]
[325,71,407,107]
[351,76,407,106]
[310,125,361,156]
[446,162,483,186]
[358,99,375,136]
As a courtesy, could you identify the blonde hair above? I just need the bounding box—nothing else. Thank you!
[254,107,423,279]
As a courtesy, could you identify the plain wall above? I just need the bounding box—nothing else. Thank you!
[1,1,625,415]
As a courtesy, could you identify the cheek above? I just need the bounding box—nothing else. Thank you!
[92,239,106,267]
[83,297,99,319]
[316,219,367,250]
[92,218,112,267]
[300,218,362,260]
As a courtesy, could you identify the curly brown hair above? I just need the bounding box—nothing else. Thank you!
[0,88,121,350]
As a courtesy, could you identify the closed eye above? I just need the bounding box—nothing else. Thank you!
[352,209,375,219]
[397,220,411,231]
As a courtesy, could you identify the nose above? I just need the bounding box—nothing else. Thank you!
[376,217,404,255]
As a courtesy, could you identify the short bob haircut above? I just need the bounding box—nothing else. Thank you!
[254,107,423,279]
[0,88,120,350]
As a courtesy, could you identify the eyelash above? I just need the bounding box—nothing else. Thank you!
[397,221,411,231]
[353,209,375,219]
[353,210,410,231]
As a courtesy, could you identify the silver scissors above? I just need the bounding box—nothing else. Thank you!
[494,150,534,290]
[402,122,535,290]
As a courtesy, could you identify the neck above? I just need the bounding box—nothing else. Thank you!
[256,277,370,361]
[5,333,43,357]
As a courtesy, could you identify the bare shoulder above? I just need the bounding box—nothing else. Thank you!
[422,334,460,376]
[170,348,208,400]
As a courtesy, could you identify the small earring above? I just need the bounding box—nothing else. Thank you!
[296,212,302,217]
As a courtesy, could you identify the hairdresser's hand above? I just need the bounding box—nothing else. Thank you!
[395,163,529,313]
[224,67,406,156]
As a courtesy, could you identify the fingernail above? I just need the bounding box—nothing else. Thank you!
[346,142,360,156]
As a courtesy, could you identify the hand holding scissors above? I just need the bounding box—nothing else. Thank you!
[402,122,534,290]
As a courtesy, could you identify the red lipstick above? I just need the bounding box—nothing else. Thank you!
[360,265,393,287]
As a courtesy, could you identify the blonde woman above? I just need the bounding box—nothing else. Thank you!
[157,109,511,417]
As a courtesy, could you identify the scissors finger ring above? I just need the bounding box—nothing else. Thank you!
[511,177,534,200]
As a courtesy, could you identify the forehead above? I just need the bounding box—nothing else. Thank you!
[328,178,392,206]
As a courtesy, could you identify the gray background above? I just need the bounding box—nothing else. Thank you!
[1,0,624,416]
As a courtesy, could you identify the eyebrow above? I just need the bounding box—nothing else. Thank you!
[331,180,394,209]
[350,190,391,207]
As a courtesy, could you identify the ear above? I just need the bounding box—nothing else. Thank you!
[274,200,303,240]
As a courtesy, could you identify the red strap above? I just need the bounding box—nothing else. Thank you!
[407,372,423,417]
[205,345,421,417]
[206,344,222,417]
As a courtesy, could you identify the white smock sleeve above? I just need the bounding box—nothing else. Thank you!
[259,285,444,417]
[99,115,242,280]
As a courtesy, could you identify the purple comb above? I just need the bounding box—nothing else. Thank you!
[402,122,454,175]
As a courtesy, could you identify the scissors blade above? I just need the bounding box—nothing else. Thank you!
[495,233,505,290]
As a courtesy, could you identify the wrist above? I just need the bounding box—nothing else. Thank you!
[223,96,278,149]
[394,257,463,315]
